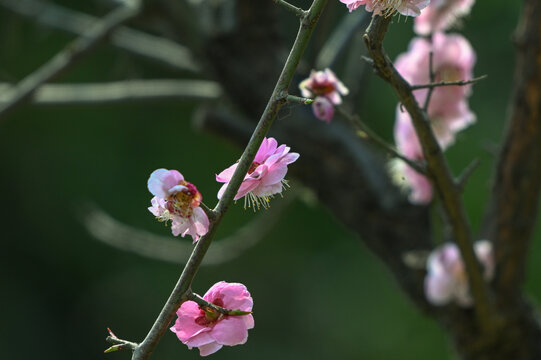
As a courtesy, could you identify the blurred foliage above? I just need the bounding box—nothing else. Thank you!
[0,1,536,360]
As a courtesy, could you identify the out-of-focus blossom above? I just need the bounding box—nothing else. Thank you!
[414,0,475,35]
[216,137,299,210]
[171,281,254,357]
[391,33,476,205]
[339,0,430,17]
[395,32,476,110]
[311,97,335,123]
[148,169,209,242]
[299,68,348,123]
[424,240,494,307]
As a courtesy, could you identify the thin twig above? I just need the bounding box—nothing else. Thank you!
[0,0,142,121]
[412,75,488,91]
[186,292,251,316]
[286,94,314,104]
[129,1,328,359]
[272,0,306,17]
[423,50,435,111]
[0,80,222,105]
[363,15,498,333]
[0,0,199,73]
[105,328,138,353]
[337,106,426,174]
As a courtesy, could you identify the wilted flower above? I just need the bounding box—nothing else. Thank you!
[148,169,209,242]
[216,137,299,210]
[339,0,430,17]
[299,68,348,123]
[171,281,254,357]
[414,0,475,35]
[424,240,494,307]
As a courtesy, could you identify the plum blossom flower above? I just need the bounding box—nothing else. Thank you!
[424,240,494,307]
[148,169,209,242]
[414,0,475,35]
[339,0,430,17]
[171,281,254,357]
[395,32,476,113]
[299,68,348,122]
[216,137,299,210]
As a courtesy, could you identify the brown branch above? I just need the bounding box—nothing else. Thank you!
[0,0,141,121]
[483,0,541,303]
[362,15,497,333]
[0,0,199,73]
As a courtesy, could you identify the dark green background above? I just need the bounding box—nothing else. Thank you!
[0,1,535,359]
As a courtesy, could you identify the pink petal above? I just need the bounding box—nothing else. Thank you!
[216,163,239,183]
[147,169,184,198]
[211,317,249,346]
[198,342,223,357]
[260,164,288,186]
[171,301,208,342]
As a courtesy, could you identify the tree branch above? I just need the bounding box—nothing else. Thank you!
[0,0,142,121]
[482,0,541,303]
[0,0,199,73]
[129,1,329,359]
[0,80,222,105]
[363,15,496,333]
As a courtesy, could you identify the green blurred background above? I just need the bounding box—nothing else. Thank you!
[0,1,536,359]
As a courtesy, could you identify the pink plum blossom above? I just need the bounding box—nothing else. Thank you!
[414,0,475,35]
[216,137,299,210]
[391,33,476,198]
[299,68,348,123]
[424,240,494,307]
[148,169,209,242]
[395,32,476,110]
[171,281,254,357]
[339,0,430,17]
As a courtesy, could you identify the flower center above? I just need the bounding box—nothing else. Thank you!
[308,83,336,96]
[166,181,201,218]
[436,66,462,83]
[194,298,226,327]
[248,161,261,174]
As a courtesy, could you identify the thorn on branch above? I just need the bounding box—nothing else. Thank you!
[412,75,488,91]
[286,94,314,105]
[105,328,138,353]
[272,0,306,17]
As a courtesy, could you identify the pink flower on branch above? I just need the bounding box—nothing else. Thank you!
[147,169,209,242]
[395,32,476,112]
[339,0,430,17]
[414,0,476,35]
[171,281,254,357]
[299,68,348,122]
[216,137,299,210]
[424,240,494,307]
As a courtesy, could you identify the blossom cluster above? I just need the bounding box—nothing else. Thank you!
[146,137,297,355]
[391,2,477,204]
